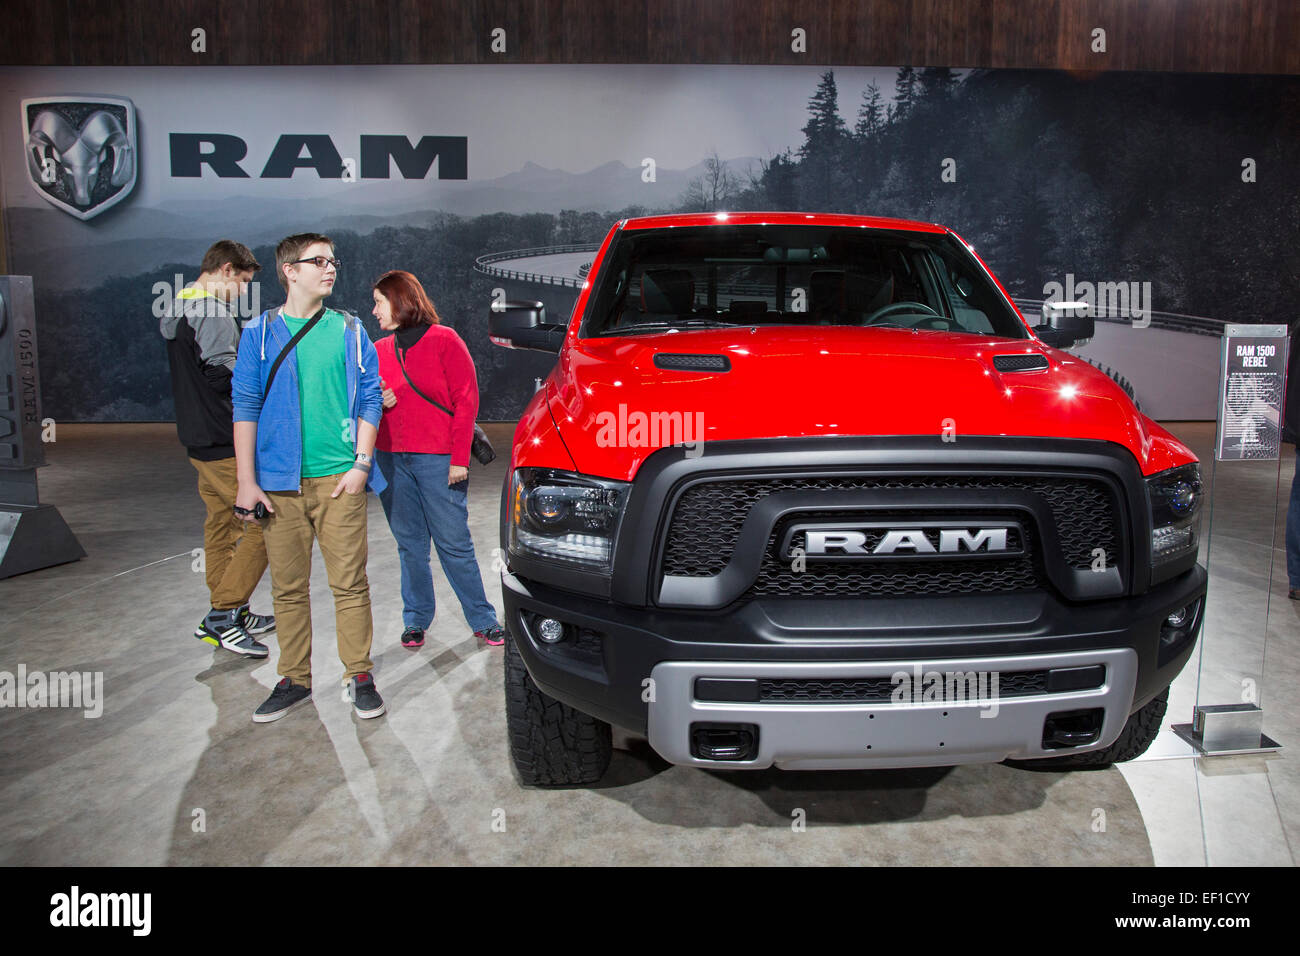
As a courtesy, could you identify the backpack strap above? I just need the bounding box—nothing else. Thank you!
[264,305,326,398]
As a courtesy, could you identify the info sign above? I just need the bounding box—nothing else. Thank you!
[1216,324,1289,461]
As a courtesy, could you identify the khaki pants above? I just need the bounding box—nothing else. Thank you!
[263,474,373,688]
[190,457,269,611]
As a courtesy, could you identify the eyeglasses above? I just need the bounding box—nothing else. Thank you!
[291,256,341,270]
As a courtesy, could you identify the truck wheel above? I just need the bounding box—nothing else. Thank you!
[1011,687,1168,770]
[503,625,612,786]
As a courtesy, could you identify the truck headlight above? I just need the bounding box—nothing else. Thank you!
[509,468,630,572]
[1146,463,1202,568]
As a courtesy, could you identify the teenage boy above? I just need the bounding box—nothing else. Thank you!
[161,239,275,657]
[232,234,387,722]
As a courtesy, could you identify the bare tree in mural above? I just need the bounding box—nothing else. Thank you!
[681,148,739,212]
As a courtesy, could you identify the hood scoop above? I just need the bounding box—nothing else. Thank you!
[992,353,1049,372]
[653,353,732,373]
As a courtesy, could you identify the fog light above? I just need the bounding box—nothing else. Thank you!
[1158,599,1201,667]
[537,618,566,644]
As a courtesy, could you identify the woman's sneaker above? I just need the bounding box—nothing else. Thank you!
[253,678,312,723]
[400,627,425,648]
[195,609,269,658]
[236,604,276,635]
[343,673,386,719]
[475,624,506,646]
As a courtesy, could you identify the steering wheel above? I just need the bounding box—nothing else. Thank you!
[861,301,942,326]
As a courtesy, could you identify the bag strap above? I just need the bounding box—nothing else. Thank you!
[264,306,326,398]
[394,343,454,417]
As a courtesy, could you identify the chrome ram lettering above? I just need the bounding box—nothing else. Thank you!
[937,528,1008,553]
[804,527,1010,556]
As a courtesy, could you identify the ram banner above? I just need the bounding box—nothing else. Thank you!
[1,65,1296,421]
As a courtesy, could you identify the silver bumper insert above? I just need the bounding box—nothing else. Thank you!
[647,649,1139,770]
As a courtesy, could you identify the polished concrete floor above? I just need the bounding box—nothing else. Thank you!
[0,422,1293,865]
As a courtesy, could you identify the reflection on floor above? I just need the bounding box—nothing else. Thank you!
[0,423,1292,865]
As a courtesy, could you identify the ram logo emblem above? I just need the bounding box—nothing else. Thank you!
[784,521,1023,561]
[22,96,137,221]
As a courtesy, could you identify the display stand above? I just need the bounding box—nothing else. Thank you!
[1172,324,1286,756]
[0,276,85,578]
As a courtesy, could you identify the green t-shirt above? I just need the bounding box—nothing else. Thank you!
[282,309,354,478]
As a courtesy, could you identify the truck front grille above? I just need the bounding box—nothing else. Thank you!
[759,670,1052,703]
[751,550,1042,598]
[660,474,1120,600]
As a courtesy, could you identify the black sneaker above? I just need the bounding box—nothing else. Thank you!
[475,624,506,647]
[400,627,425,648]
[237,604,276,635]
[343,673,386,719]
[253,678,312,723]
[195,610,269,658]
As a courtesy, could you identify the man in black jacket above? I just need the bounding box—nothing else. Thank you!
[1284,320,1300,600]
[161,240,274,655]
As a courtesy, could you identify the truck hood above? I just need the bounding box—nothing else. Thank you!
[545,326,1191,481]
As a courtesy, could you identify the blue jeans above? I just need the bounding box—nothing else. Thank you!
[375,450,499,633]
[1289,449,1300,589]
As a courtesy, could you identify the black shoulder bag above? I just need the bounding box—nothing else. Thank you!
[263,306,326,397]
[394,345,496,465]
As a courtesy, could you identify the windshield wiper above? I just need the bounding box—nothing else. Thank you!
[599,319,739,336]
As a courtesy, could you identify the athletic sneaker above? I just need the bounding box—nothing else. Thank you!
[400,627,425,648]
[475,624,506,646]
[195,609,269,658]
[343,673,386,719]
[253,678,313,723]
[236,604,276,635]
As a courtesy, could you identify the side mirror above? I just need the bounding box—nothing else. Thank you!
[1037,300,1095,348]
[489,299,565,353]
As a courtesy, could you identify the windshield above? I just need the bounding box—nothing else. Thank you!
[582,224,1027,339]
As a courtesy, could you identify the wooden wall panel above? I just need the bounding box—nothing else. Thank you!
[64,0,133,67]
[4,0,72,64]
[1280,0,1300,75]
[992,0,1063,69]
[0,0,1294,73]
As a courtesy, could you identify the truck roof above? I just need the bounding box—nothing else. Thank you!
[618,211,950,233]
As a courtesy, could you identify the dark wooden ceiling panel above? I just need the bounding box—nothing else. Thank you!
[0,0,1293,73]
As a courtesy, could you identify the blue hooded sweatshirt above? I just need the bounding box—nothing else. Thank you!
[231,306,386,494]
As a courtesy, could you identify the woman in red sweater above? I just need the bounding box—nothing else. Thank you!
[371,270,504,648]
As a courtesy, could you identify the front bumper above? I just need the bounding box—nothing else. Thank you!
[648,650,1137,769]
[502,562,1206,769]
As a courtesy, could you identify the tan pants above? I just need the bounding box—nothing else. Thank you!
[263,474,373,688]
[190,457,269,611]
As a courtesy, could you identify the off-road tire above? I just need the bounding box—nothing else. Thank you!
[504,625,612,786]
[1010,687,1168,770]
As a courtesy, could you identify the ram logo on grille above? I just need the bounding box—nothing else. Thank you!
[783,521,1024,561]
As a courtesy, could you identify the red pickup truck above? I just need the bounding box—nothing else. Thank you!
[489,212,1205,786]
